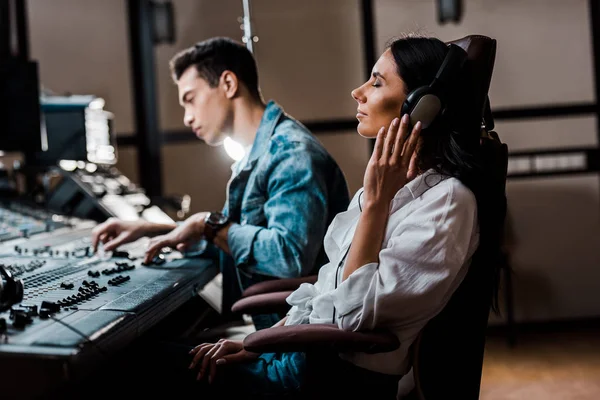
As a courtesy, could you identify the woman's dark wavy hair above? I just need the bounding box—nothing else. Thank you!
[389,36,504,314]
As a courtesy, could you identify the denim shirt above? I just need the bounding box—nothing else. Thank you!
[221,100,349,295]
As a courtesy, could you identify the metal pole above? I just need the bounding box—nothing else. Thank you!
[360,0,376,82]
[589,0,600,161]
[0,0,11,60]
[360,0,377,152]
[15,0,28,60]
[241,0,255,53]
[127,0,163,197]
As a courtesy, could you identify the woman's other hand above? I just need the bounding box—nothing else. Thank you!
[188,339,259,383]
[363,114,422,206]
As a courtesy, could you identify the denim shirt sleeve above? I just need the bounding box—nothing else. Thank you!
[227,139,330,278]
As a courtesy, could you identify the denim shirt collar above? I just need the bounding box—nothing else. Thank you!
[241,100,284,171]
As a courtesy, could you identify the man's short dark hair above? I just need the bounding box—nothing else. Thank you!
[169,37,261,100]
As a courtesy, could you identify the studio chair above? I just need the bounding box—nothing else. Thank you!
[409,125,508,399]
[237,35,507,400]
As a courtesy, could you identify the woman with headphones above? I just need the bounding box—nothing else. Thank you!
[161,35,487,398]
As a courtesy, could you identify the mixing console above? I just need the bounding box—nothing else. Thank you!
[0,201,218,399]
[0,201,77,242]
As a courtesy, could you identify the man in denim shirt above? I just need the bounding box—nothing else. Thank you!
[91,37,349,329]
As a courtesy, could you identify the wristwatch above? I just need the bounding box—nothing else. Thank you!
[203,212,230,242]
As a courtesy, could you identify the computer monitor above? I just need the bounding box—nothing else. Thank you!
[0,60,44,153]
[34,95,117,166]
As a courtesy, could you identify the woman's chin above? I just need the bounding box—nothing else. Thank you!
[356,123,377,139]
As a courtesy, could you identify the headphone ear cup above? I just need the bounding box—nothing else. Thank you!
[401,86,428,117]
[402,86,442,129]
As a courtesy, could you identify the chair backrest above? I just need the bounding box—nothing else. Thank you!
[410,35,508,400]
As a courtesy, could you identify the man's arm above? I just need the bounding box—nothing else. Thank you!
[226,140,337,279]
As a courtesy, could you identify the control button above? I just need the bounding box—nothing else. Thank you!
[108,275,130,286]
[13,311,32,328]
[60,282,74,290]
[10,305,37,318]
[112,250,130,259]
[141,253,165,266]
[21,304,38,316]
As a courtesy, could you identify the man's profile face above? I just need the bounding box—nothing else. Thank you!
[177,67,230,146]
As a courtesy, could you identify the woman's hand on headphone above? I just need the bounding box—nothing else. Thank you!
[363,114,422,207]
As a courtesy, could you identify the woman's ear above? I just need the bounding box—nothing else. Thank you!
[220,71,239,99]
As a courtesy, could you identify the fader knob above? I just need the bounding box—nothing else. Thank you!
[13,311,32,328]
[40,301,60,313]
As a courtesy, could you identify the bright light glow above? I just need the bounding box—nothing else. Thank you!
[223,137,245,161]
[59,160,78,171]
[85,163,98,173]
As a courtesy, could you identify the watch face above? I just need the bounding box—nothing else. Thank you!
[208,212,228,225]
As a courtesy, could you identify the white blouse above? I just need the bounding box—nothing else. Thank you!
[285,169,480,376]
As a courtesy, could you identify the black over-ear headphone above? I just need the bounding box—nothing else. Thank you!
[0,265,24,312]
[400,43,468,129]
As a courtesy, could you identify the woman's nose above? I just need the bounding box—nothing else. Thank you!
[351,87,364,103]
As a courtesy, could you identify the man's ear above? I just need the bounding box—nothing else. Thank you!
[220,71,239,99]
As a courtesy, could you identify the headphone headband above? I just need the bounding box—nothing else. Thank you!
[401,43,468,129]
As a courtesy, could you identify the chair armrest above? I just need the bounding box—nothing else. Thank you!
[243,324,400,354]
[231,291,294,315]
[241,275,318,298]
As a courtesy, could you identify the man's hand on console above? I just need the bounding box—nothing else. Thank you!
[91,218,177,253]
[143,212,208,264]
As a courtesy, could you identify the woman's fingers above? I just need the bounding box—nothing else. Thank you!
[371,126,386,160]
[189,344,213,369]
[393,114,411,161]
[189,343,212,356]
[391,118,421,166]
[208,342,236,384]
[382,117,400,161]
[198,343,221,381]
[401,121,422,167]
